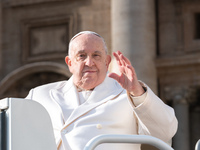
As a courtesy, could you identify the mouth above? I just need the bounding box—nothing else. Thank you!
[83,70,97,75]
[84,70,96,73]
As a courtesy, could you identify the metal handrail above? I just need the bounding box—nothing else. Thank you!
[83,134,174,150]
[195,139,200,150]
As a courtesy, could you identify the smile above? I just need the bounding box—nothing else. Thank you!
[84,71,96,73]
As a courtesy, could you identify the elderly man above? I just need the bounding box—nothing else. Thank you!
[26,31,178,150]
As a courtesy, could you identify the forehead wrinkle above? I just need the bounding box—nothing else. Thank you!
[71,36,105,55]
[68,32,108,57]
[76,50,85,53]
[76,50,103,55]
[93,51,103,55]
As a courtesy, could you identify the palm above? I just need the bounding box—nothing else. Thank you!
[108,51,144,96]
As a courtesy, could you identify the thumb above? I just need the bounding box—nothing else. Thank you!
[107,73,120,82]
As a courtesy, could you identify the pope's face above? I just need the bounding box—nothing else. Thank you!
[65,34,111,90]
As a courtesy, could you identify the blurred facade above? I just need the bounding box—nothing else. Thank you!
[0,0,199,150]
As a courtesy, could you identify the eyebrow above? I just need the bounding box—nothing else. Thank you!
[76,50,103,55]
[76,50,85,54]
[93,51,102,55]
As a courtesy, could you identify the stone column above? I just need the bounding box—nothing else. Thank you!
[164,87,190,150]
[0,2,2,73]
[173,95,190,150]
[111,0,157,93]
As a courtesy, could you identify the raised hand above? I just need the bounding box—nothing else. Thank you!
[108,51,145,97]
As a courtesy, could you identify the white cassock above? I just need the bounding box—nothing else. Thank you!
[26,75,178,150]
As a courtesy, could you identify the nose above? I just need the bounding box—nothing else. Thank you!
[85,56,94,66]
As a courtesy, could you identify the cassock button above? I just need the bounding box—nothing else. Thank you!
[96,124,102,129]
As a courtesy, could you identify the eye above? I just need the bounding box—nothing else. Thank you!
[93,53,101,59]
[76,53,87,61]
[94,54,99,57]
[79,54,86,58]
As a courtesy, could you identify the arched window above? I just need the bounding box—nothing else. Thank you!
[0,62,71,99]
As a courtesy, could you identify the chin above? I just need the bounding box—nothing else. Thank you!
[83,82,96,89]
[81,81,98,90]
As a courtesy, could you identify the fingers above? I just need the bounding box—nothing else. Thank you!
[113,52,125,74]
[127,65,137,77]
[113,51,121,66]
[113,51,131,67]
[107,72,120,82]
[121,53,131,65]
[113,51,137,77]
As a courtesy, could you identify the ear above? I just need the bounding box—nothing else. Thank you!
[106,55,111,68]
[65,56,72,67]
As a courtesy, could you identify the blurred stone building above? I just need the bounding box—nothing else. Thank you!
[0,0,199,150]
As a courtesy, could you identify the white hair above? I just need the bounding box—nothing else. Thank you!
[68,31,108,57]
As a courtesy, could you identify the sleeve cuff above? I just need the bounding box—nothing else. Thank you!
[128,85,147,107]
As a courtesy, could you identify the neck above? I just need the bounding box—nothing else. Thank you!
[76,86,94,92]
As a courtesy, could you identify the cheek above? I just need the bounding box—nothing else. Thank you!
[72,62,84,74]
[97,63,108,73]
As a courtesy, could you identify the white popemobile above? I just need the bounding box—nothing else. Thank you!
[0,98,199,150]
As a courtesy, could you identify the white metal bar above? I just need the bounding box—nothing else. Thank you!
[195,139,200,150]
[84,134,174,150]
